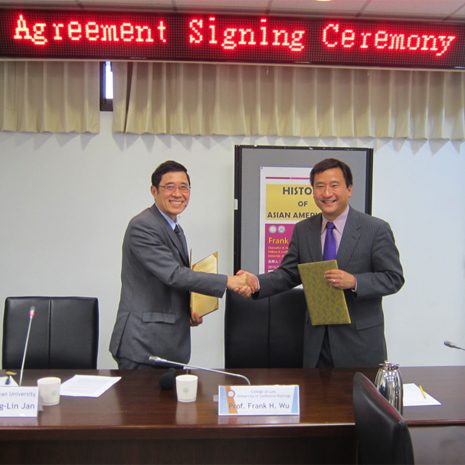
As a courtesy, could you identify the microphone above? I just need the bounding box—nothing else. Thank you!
[19,306,35,386]
[148,355,251,385]
[444,340,465,351]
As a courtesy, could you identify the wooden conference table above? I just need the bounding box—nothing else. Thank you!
[1,366,464,464]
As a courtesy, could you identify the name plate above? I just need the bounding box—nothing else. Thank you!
[0,387,39,417]
[218,385,299,416]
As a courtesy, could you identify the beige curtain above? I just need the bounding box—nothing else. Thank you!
[112,62,465,139]
[0,61,100,133]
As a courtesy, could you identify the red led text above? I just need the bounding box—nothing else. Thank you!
[13,14,167,45]
[189,17,305,52]
[2,10,461,68]
[322,23,456,57]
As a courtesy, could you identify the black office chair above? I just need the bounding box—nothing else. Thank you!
[224,288,306,368]
[353,372,414,465]
[2,296,99,369]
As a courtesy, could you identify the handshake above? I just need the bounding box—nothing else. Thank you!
[226,270,259,298]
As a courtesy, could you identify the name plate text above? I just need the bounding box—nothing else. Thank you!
[0,387,39,417]
[218,385,299,416]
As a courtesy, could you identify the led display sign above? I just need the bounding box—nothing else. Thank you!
[1,9,465,70]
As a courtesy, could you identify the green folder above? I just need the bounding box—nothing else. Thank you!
[297,260,351,326]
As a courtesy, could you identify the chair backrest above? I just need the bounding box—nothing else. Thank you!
[2,296,99,369]
[353,372,414,465]
[224,288,306,368]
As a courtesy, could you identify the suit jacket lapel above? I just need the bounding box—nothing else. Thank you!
[307,215,324,262]
[337,207,361,268]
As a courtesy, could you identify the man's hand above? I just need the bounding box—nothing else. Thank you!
[324,269,356,290]
[227,274,253,298]
[236,269,260,294]
[190,312,203,327]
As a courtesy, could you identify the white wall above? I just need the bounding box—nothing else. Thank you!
[1,113,464,368]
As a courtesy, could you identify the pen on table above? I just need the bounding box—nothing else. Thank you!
[419,384,427,399]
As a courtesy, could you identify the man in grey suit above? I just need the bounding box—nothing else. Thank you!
[240,158,404,368]
[110,160,250,369]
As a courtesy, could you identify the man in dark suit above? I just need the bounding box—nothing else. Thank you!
[240,158,404,368]
[110,160,250,369]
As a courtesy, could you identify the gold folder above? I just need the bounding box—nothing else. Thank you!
[297,260,351,326]
[190,251,219,317]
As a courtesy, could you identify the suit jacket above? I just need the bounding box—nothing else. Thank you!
[256,207,404,368]
[109,205,227,365]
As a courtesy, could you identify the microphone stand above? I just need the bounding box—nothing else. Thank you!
[148,355,251,385]
[19,306,35,386]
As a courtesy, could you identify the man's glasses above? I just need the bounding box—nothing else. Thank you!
[159,183,191,194]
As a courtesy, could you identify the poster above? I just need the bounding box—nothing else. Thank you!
[259,167,320,273]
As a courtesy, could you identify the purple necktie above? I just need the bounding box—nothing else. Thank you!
[323,222,337,260]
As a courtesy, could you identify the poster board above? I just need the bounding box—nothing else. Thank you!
[234,146,373,274]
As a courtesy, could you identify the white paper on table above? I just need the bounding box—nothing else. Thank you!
[403,383,441,407]
[60,375,121,397]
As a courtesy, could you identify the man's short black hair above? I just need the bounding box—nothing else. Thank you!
[310,158,353,188]
[151,160,190,188]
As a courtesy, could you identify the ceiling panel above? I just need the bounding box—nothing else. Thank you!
[268,0,369,16]
[174,0,271,12]
[454,4,465,18]
[363,0,465,20]
[0,0,465,21]
[77,0,175,8]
